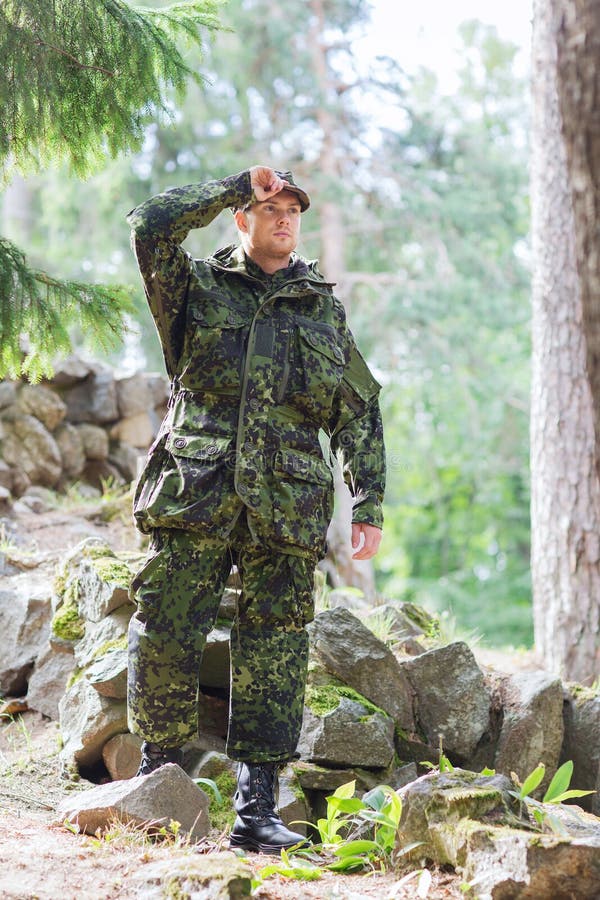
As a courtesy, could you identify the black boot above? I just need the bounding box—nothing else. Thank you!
[229,762,309,853]
[136,741,183,776]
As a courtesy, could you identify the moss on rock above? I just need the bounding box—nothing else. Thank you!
[305,682,389,719]
[90,556,132,585]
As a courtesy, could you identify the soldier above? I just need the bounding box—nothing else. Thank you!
[126,166,385,852]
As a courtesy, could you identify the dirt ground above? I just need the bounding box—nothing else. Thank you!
[0,496,532,899]
[0,711,465,900]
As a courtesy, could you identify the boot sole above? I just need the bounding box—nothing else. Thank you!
[229,834,309,854]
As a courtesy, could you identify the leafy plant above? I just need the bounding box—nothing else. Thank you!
[252,779,422,889]
[510,760,595,830]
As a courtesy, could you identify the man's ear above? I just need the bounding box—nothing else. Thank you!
[234,209,249,233]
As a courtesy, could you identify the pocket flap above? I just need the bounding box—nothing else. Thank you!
[299,324,345,365]
[191,300,249,329]
[274,448,331,485]
[166,432,232,461]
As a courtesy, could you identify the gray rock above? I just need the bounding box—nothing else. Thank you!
[217,588,239,622]
[0,460,13,490]
[109,442,141,482]
[293,760,406,795]
[2,415,62,487]
[73,606,131,668]
[561,686,600,814]
[307,608,414,730]
[26,643,75,719]
[49,355,93,387]
[102,733,143,781]
[278,763,309,835]
[86,648,128,699]
[75,423,109,460]
[110,412,154,449]
[364,602,428,640]
[55,423,86,477]
[464,829,600,899]
[17,383,67,431]
[400,641,491,761]
[63,369,118,424]
[297,696,395,768]
[199,625,231,690]
[59,676,127,768]
[82,459,125,489]
[56,764,211,841]
[0,381,17,409]
[0,573,53,694]
[76,553,132,623]
[115,373,153,418]
[131,851,251,898]
[494,670,564,793]
[145,372,170,409]
[398,769,600,899]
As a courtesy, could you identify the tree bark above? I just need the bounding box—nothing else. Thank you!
[554,0,600,481]
[530,0,600,682]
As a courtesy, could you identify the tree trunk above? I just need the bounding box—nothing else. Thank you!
[530,0,600,682]
[554,0,600,481]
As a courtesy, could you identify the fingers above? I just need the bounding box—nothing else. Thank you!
[249,165,285,200]
[351,523,382,560]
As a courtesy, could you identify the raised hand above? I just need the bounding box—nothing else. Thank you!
[249,166,287,201]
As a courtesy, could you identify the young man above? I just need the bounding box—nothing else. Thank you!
[126,166,385,852]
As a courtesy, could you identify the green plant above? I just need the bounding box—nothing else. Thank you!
[252,779,422,888]
[510,760,595,829]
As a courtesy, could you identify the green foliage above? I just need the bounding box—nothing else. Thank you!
[256,779,422,883]
[0,0,222,177]
[0,0,222,379]
[510,760,595,831]
[0,236,135,380]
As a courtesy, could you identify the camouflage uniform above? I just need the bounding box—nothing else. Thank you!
[127,169,385,763]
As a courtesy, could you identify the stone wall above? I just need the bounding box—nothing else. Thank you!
[3,536,600,825]
[0,355,168,506]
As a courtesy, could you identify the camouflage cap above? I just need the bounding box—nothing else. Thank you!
[273,170,310,211]
[237,170,310,213]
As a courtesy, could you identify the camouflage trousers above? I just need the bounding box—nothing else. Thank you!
[127,517,316,763]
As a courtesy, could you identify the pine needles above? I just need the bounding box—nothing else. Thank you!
[0,237,135,381]
[0,0,222,379]
[0,0,222,177]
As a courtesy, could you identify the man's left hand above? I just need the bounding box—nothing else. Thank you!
[351,523,382,560]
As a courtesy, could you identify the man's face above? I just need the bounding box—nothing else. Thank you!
[236,190,302,262]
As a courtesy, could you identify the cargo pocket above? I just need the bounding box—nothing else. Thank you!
[185,301,250,392]
[272,447,333,554]
[296,323,346,417]
[141,432,238,534]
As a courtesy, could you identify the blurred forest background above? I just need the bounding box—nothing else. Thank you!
[0,0,532,648]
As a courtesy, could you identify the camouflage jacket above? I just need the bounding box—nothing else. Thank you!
[127,170,385,558]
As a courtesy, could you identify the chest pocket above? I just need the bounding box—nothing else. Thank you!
[180,296,252,392]
[295,323,346,415]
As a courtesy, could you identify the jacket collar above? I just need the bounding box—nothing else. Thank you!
[207,244,331,289]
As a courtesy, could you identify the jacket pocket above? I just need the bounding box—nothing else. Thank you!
[272,447,333,555]
[182,302,251,392]
[295,324,346,416]
[135,432,239,535]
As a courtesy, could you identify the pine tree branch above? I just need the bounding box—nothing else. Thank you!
[0,238,134,381]
[32,37,115,77]
[0,0,223,176]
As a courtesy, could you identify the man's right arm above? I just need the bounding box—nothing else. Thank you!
[126,171,253,377]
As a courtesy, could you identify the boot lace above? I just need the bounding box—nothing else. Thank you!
[251,763,280,818]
